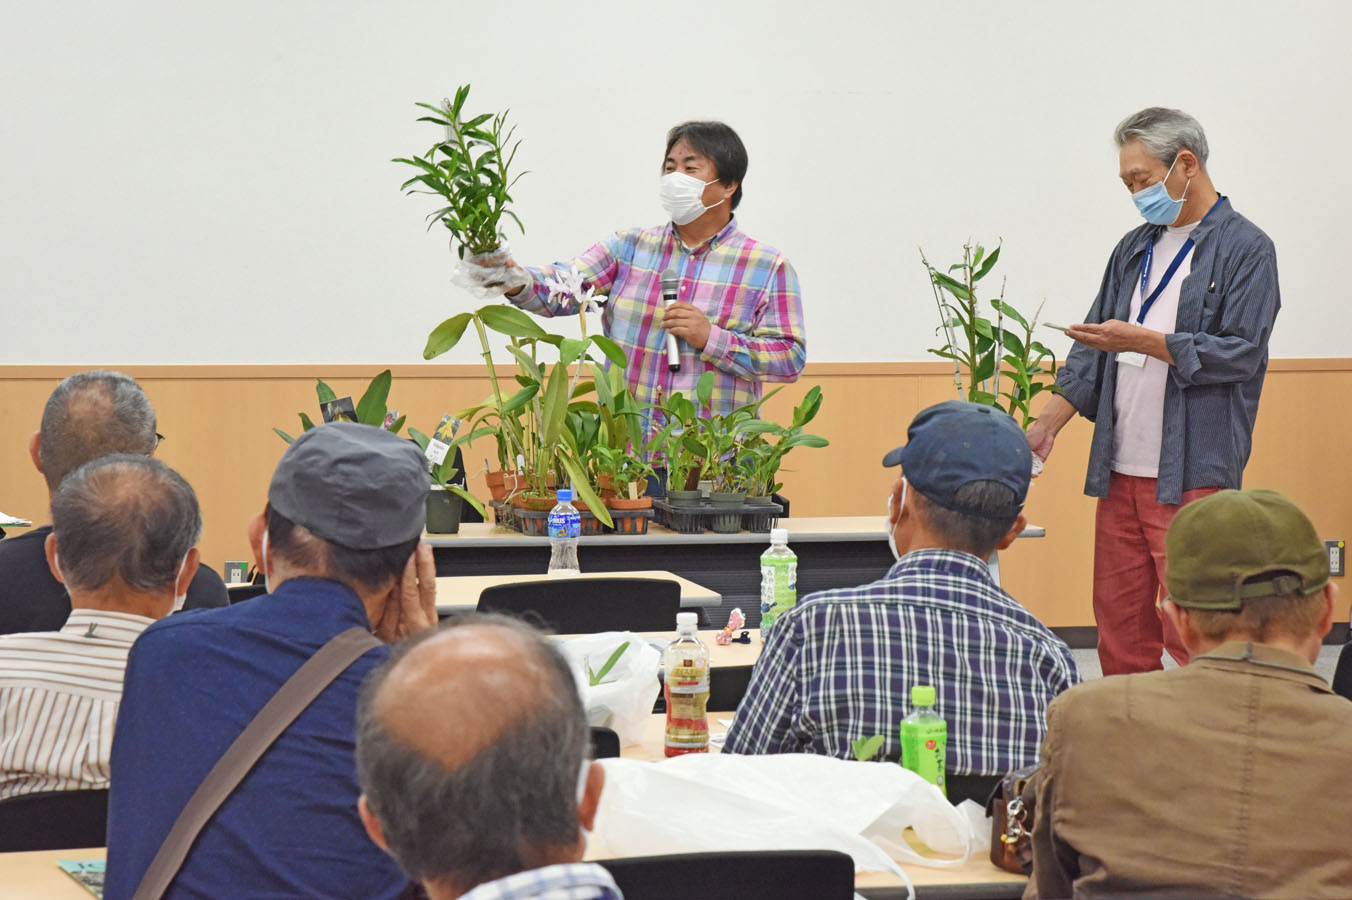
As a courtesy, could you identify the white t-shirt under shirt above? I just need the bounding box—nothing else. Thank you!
[1111,220,1198,478]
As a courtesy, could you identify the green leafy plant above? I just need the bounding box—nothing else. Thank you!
[273,370,404,444]
[739,385,830,497]
[407,427,489,519]
[587,641,631,687]
[851,734,886,762]
[686,373,759,493]
[921,240,1059,429]
[393,84,524,258]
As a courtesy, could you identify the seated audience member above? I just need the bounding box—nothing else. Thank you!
[724,401,1078,776]
[356,614,621,900]
[0,370,226,635]
[105,422,437,900]
[1025,489,1351,899]
[0,455,201,799]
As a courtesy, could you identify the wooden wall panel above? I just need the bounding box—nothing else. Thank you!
[1,361,1347,627]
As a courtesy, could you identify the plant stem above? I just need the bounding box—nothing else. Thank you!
[920,247,964,397]
[473,315,519,466]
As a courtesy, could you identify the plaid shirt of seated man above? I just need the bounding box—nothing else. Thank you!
[724,402,1079,775]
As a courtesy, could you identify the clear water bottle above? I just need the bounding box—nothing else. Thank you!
[547,489,581,577]
[900,685,947,795]
[759,528,797,641]
[664,612,709,756]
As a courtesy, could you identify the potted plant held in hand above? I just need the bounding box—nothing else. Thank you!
[394,83,527,296]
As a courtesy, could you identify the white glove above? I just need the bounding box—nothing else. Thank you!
[452,242,532,298]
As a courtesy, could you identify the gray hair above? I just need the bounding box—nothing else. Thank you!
[356,615,589,888]
[39,371,157,491]
[917,481,1020,558]
[1114,107,1209,169]
[50,454,202,593]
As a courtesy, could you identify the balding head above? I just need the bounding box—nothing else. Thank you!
[50,454,201,596]
[356,615,590,892]
[38,371,157,491]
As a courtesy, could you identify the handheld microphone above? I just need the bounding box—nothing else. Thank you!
[660,269,681,373]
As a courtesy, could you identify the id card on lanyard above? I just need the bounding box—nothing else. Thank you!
[1119,197,1224,370]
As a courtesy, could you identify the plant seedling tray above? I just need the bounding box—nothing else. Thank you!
[606,508,654,535]
[652,498,782,535]
[505,506,606,537]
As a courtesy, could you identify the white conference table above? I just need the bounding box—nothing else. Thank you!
[435,570,722,614]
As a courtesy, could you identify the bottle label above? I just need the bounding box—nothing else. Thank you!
[900,721,947,794]
[758,555,798,636]
[547,509,580,539]
[664,662,709,755]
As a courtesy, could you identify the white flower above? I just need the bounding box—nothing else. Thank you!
[545,264,600,316]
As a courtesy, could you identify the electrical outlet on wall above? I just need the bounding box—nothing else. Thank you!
[1327,540,1346,577]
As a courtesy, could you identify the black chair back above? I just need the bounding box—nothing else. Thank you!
[706,664,753,712]
[1333,641,1352,701]
[0,789,108,851]
[600,850,854,900]
[589,726,621,759]
[477,577,681,634]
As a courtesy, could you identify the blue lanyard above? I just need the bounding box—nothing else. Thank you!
[1136,197,1224,324]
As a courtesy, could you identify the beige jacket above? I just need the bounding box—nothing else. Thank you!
[1025,641,1352,899]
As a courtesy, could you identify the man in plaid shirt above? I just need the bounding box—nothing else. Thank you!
[478,121,805,419]
[724,402,1079,777]
[356,615,622,900]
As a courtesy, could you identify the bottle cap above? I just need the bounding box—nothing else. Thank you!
[557,489,573,502]
[770,527,788,544]
[911,685,936,706]
[676,612,697,632]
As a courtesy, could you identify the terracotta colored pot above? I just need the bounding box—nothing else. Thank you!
[509,491,556,512]
[597,473,617,499]
[485,470,526,503]
[605,495,653,511]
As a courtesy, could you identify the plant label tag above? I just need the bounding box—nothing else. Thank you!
[1117,351,1147,369]
[425,439,451,465]
[320,396,357,423]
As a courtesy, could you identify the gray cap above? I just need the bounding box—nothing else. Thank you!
[269,422,429,549]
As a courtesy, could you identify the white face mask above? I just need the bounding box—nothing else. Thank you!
[171,552,190,613]
[886,477,908,562]
[659,171,724,226]
[261,527,272,594]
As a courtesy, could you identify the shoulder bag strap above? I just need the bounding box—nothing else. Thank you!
[130,626,383,900]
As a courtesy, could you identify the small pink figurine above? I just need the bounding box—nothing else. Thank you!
[715,608,745,645]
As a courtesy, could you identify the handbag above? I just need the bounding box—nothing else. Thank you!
[986,765,1037,875]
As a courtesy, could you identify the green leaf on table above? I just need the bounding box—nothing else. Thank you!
[273,427,295,444]
[298,412,317,432]
[315,380,337,405]
[931,272,972,300]
[851,734,886,762]
[587,641,631,686]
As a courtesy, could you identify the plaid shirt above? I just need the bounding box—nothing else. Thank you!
[515,218,806,417]
[723,549,1080,775]
[459,863,623,900]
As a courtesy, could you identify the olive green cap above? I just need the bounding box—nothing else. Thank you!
[911,685,936,706]
[1165,489,1329,611]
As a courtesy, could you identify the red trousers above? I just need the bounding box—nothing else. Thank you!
[1093,473,1220,675]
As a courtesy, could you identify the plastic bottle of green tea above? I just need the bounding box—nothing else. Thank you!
[758,528,797,641]
[900,685,947,795]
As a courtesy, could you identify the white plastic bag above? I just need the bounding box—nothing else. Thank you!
[554,632,661,747]
[590,753,976,894]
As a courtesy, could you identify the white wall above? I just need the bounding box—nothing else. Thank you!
[2,0,1346,365]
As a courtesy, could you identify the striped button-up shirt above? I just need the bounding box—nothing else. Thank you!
[459,863,623,900]
[514,218,806,419]
[0,609,154,799]
[723,549,1079,775]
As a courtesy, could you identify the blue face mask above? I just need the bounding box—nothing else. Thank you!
[1131,155,1190,225]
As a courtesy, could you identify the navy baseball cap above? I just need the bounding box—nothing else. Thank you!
[882,401,1031,518]
[269,422,430,549]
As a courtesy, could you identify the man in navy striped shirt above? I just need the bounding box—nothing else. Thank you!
[725,402,1078,777]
